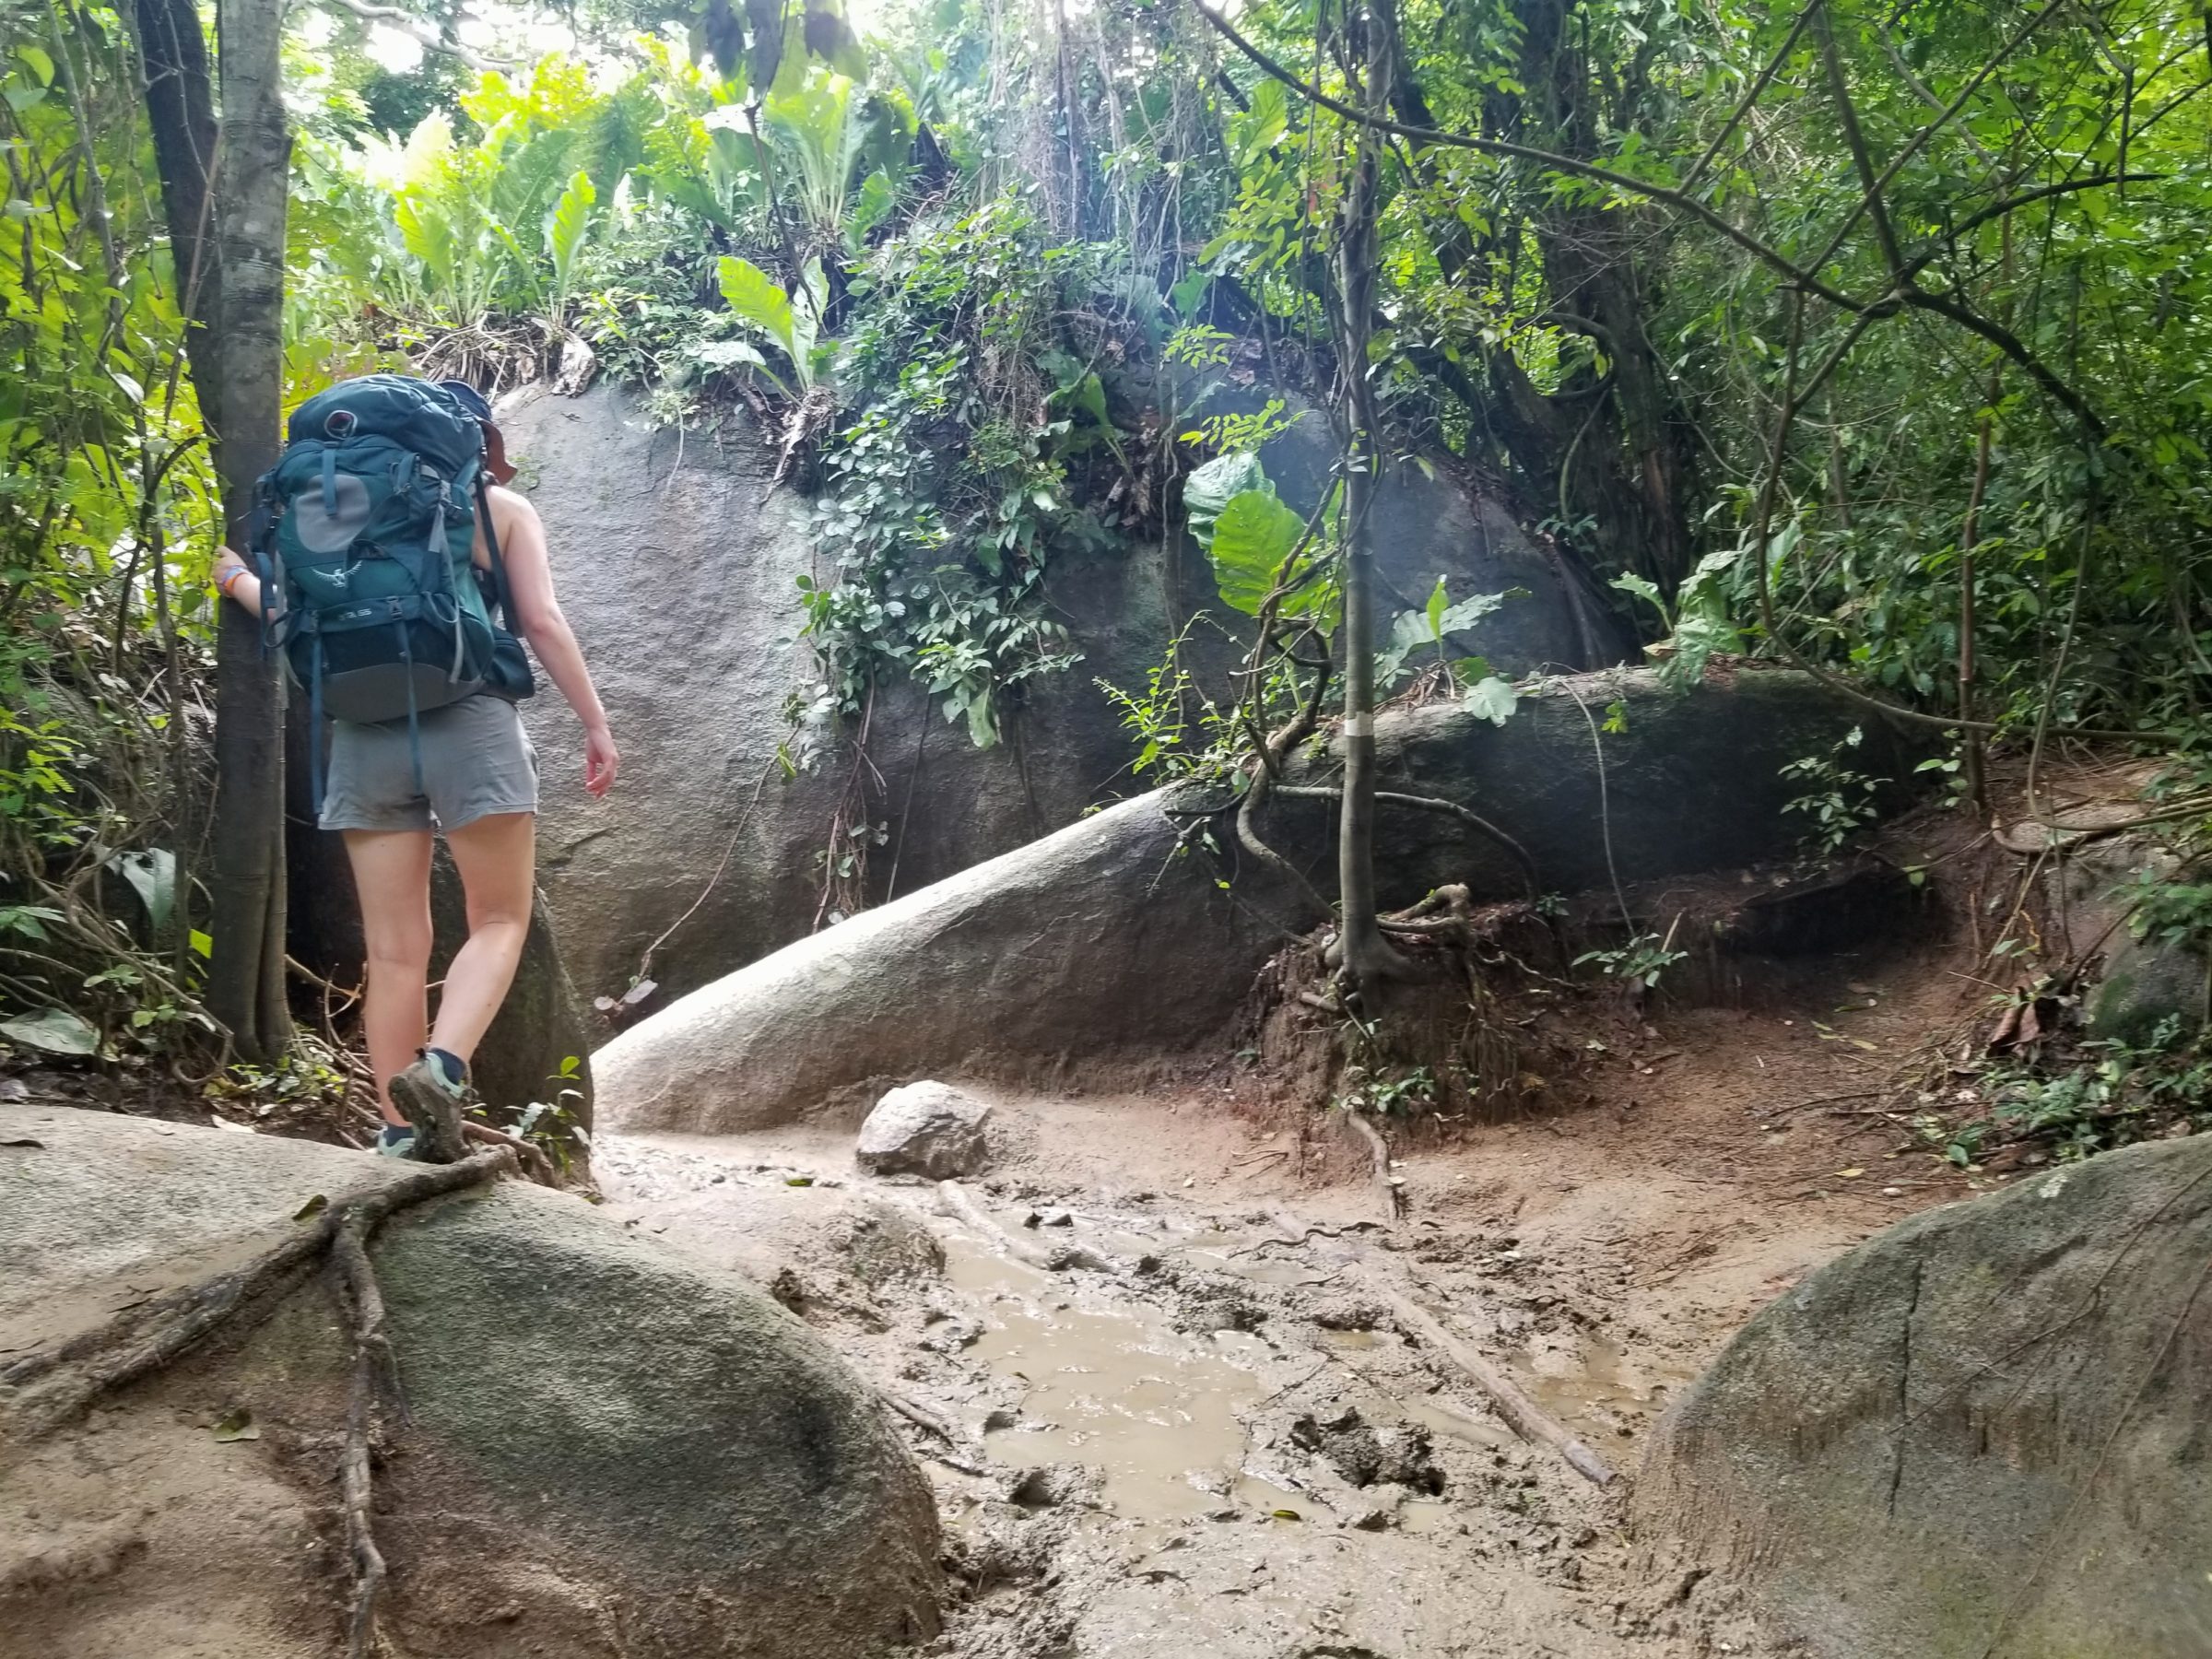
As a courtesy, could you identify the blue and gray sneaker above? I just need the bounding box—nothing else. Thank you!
[375,1123,419,1159]
[388,1047,473,1164]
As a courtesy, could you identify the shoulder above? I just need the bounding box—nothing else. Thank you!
[485,484,541,531]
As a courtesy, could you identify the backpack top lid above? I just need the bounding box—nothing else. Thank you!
[284,374,487,481]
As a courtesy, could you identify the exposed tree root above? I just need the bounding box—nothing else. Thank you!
[460,1117,560,1187]
[1341,1107,1405,1224]
[1274,785,1541,900]
[331,1217,393,1659]
[0,1147,515,1655]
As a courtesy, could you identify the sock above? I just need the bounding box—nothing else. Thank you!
[425,1046,469,1096]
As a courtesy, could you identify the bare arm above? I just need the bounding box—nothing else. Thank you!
[485,487,619,797]
[213,547,264,618]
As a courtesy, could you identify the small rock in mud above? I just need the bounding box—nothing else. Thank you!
[1347,1484,1415,1531]
[827,1201,946,1288]
[1171,1288,1266,1335]
[855,1080,993,1179]
[1005,1463,1102,1512]
[1309,1297,1386,1332]
[1289,1407,1445,1493]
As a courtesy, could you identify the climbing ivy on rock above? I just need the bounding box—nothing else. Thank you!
[790,193,1129,755]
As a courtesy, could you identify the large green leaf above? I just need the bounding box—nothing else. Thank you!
[716,255,796,359]
[1183,451,1269,550]
[2,1006,98,1056]
[112,847,175,935]
[1207,488,1305,616]
[848,168,895,247]
[1463,677,1520,725]
[1378,606,1434,687]
[545,169,596,305]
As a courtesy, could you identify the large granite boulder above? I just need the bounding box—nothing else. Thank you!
[595,667,1906,1134]
[1274,662,1918,906]
[495,382,1589,1006]
[0,1108,940,1659]
[594,792,1280,1135]
[1636,1133,2212,1659]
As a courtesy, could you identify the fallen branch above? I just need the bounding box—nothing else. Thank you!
[1374,1281,1616,1487]
[935,1180,1116,1274]
[1298,1231,1616,1488]
[884,1390,960,1442]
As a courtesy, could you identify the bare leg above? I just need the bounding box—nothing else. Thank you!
[342,829,435,1127]
[430,811,536,1068]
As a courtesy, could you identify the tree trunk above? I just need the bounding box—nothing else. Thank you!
[128,0,220,382]
[1332,8,1404,993]
[1476,0,1697,595]
[201,0,293,1061]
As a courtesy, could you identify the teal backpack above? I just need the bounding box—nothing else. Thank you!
[254,375,533,794]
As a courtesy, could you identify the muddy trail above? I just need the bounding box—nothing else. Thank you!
[594,942,1981,1659]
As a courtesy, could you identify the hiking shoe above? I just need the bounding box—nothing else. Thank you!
[389,1053,471,1164]
[375,1123,419,1159]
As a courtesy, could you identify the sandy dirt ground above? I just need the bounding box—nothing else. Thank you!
[593,938,2003,1659]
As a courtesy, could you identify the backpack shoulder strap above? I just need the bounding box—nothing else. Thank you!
[473,468,519,629]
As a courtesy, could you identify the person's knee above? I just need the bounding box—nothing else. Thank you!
[362,918,433,980]
[463,896,532,942]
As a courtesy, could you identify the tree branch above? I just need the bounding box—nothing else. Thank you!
[311,0,508,72]
[1186,0,1865,312]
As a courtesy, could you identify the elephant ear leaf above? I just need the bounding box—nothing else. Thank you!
[1207,488,1303,616]
[697,0,746,76]
[849,168,895,247]
[1,1006,97,1056]
[745,0,784,91]
[1182,451,1269,551]
[1463,676,1519,724]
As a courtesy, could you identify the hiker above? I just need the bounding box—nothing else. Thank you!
[213,377,618,1161]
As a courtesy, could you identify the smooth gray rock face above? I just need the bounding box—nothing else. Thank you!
[495,382,1584,1006]
[1272,663,1918,906]
[0,1108,941,1659]
[2088,928,2209,1043]
[2040,841,2207,1045]
[595,667,1903,1135]
[1636,1133,2212,1659]
[594,793,1281,1135]
[855,1081,993,1179]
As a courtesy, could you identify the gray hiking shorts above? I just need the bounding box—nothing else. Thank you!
[319,694,538,834]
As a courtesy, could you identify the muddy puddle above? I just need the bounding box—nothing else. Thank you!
[944,1233,1296,1524]
[1516,1332,1694,1441]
